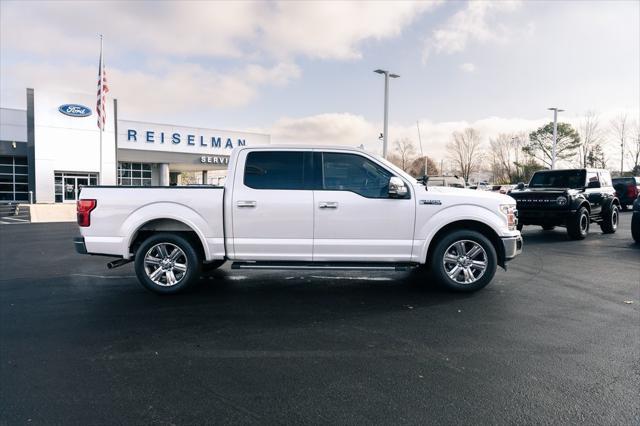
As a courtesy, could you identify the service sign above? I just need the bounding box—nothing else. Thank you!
[58,104,92,117]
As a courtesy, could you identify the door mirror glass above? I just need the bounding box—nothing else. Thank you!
[517,182,525,190]
[388,176,408,198]
[587,180,601,189]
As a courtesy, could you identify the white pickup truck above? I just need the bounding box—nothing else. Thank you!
[75,146,522,294]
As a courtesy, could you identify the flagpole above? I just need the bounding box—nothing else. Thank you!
[99,34,103,185]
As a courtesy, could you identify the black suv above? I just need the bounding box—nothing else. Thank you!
[509,169,620,240]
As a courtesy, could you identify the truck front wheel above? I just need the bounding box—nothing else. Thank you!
[429,230,497,292]
[567,207,589,240]
[134,233,201,294]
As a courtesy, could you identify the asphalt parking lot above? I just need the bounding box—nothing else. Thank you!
[1,215,639,425]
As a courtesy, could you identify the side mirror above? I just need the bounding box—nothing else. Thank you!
[517,182,525,190]
[389,176,408,198]
[587,180,601,189]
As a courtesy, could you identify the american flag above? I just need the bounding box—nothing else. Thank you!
[96,39,109,130]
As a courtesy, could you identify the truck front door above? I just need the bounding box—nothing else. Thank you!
[231,150,314,261]
[312,151,416,262]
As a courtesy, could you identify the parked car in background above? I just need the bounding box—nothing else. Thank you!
[612,176,640,211]
[426,175,466,188]
[632,195,640,244]
[473,182,492,191]
[509,168,619,240]
[492,185,515,194]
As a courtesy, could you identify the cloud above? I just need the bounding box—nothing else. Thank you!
[262,1,440,60]
[423,0,530,63]
[1,1,438,61]
[460,62,476,72]
[266,109,639,166]
[1,61,301,114]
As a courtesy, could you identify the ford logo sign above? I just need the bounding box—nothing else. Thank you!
[58,104,92,117]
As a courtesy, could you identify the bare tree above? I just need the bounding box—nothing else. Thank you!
[627,121,640,174]
[447,128,484,183]
[407,156,440,177]
[393,138,416,171]
[578,111,602,168]
[610,114,629,175]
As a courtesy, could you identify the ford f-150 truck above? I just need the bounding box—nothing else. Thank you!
[74,146,522,294]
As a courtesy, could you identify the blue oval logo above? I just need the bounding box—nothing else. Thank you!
[58,104,92,117]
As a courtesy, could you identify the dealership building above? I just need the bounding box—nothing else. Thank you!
[0,88,270,204]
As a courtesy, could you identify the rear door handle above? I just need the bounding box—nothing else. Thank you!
[319,201,338,209]
[237,200,257,208]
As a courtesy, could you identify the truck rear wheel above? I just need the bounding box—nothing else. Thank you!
[567,207,589,240]
[429,230,497,292]
[599,204,618,234]
[134,233,201,294]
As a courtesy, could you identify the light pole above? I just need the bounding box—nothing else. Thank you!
[548,107,564,169]
[374,69,400,158]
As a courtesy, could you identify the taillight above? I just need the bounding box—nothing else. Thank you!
[628,185,638,198]
[77,199,97,227]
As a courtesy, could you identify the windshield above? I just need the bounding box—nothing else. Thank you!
[529,170,586,189]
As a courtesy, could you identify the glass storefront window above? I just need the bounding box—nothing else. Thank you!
[54,171,98,203]
[0,156,29,202]
[118,162,152,186]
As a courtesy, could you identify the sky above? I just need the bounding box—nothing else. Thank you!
[1,0,639,167]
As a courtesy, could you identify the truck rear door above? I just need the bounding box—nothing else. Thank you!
[230,149,314,261]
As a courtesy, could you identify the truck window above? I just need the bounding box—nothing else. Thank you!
[321,153,392,198]
[529,170,586,189]
[599,171,612,187]
[244,151,308,190]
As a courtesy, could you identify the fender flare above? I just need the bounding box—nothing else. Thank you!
[416,205,508,264]
[119,202,213,260]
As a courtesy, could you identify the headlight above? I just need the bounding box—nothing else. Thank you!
[556,196,568,206]
[500,204,517,231]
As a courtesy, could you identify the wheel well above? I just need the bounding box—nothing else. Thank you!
[130,219,205,258]
[426,220,506,268]
[578,201,590,213]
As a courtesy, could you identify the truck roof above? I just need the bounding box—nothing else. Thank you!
[237,145,367,152]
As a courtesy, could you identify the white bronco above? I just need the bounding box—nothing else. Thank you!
[75,146,522,294]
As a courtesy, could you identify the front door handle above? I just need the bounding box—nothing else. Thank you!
[237,200,257,208]
[319,201,338,209]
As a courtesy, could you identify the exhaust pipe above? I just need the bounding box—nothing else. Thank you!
[107,258,132,269]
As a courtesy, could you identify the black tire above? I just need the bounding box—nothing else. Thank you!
[134,233,201,294]
[599,204,619,234]
[567,207,590,240]
[541,225,556,231]
[429,230,497,292]
[202,259,226,272]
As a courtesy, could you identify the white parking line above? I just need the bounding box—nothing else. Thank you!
[1,216,29,222]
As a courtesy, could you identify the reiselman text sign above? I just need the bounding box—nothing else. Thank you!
[117,120,270,155]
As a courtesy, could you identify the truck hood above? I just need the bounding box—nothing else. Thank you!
[419,185,516,205]
[510,188,582,197]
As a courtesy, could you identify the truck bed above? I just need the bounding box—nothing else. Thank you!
[78,186,225,260]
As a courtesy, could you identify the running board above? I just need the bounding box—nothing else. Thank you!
[231,261,417,272]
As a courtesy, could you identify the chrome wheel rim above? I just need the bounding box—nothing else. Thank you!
[612,209,618,229]
[143,243,188,287]
[442,240,488,285]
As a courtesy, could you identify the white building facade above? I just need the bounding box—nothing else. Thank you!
[0,88,270,204]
